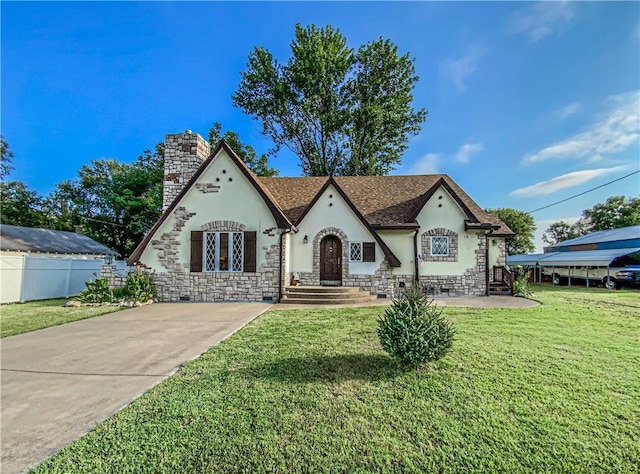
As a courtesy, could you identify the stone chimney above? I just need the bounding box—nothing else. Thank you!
[163,130,211,210]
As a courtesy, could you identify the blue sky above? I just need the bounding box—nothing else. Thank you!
[2,1,639,251]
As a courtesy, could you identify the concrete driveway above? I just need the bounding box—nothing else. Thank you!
[1,302,271,474]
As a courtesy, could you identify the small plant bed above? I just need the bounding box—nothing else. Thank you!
[33,285,639,472]
[66,274,156,308]
[1,299,123,338]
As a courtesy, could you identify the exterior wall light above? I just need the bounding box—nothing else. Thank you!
[303,235,308,244]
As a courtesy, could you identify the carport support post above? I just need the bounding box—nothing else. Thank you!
[568,267,572,287]
[586,267,589,288]
[607,266,610,287]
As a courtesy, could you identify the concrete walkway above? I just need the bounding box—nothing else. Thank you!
[272,295,539,310]
[1,302,271,474]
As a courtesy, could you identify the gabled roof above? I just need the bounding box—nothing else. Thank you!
[0,224,118,256]
[258,174,513,235]
[544,225,640,250]
[292,177,402,267]
[129,140,513,265]
[128,141,291,264]
[507,248,640,267]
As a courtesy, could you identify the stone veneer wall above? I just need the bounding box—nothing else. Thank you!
[419,233,487,296]
[163,131,210,210]
[421,228,458,262]
[101,264,129,288]
[293,227,411,298]
[151,206,197,273]
[150,241,281,302]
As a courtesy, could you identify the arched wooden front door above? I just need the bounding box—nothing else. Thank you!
[320,235,342,285]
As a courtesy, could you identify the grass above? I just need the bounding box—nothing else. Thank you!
[34,286,639,473]
[1,299,123,338]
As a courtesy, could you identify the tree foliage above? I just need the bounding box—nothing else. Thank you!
[1,135,14,180]
[208,123,277,177]
[232,23,427,176]
[542,196,640,245]
[542,219,589,245]
[485,208,536,255]
[584,196,640,231]
[0,181,48,227]
[49,144,164,257]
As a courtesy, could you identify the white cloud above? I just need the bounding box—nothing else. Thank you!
[556,102,581,119]
[454,142,483,163]
[441,47,485,93]
[409,153,439,174]
[510,166,628,197]
[523,91,640,164]
[508,1,576,42]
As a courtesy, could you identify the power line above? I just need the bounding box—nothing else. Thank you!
[527,169,640,214]
[83,216,127,227]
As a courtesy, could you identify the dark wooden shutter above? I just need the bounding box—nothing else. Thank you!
[190,231,203,272]
[363,242,375,262]
[243,231,257,272]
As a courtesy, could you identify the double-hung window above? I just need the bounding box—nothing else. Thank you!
[204,232,244,272]
[430,236,449,257]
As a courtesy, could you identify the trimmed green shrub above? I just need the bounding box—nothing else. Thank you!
[123,273,155,302]
[77,278,114,303]
[377,286,455,369]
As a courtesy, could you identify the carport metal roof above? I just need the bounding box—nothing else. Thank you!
[507,247,640,267]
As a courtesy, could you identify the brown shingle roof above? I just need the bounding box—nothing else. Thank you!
[258,174,514,235]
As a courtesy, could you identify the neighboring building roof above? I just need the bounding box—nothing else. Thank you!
[0,224,118,256]
[507,247,640,267]
[544,225,640,252]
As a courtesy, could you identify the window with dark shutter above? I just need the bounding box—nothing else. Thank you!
[190,231,203,272]
[363,242,375,262]
[243,231,257,272]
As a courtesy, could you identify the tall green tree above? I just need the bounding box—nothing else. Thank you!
[542,219,590,245]
[583,196,640,231]
[0,136,50,227]
[485,208,536,255]
[208,123,277,177]
[232,23,427,176]
[0,181,48,227]
[49,144,164,257]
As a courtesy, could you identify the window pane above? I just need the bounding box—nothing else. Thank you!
[205,233,216,271]
[431,237,449,256]
[232,232,243,271]
[219,233,229,271]
[350,242,362,261]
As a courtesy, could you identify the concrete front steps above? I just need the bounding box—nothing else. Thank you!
[281,285,377,305]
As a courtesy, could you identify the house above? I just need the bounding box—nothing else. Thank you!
[127,131,514,302]
[1,224,119,303]
[0,224,118,259]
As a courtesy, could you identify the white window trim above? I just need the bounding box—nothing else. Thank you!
[203,232,244,272]
[430,236,450,257]
[349,241,363,262]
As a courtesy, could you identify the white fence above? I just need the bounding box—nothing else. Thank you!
[0,255,128,304]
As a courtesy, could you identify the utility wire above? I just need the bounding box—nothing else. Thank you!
[83,216,127,227]
[527,169,640,214]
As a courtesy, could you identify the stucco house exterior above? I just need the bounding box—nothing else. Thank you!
[127,131,513,302]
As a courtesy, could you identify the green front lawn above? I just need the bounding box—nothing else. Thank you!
[1,299,123,338]
[34,287,639,473]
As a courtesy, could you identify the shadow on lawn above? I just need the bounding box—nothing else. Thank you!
[244,353,401,384]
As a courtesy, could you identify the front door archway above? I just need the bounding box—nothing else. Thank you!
[320,235,342,285]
